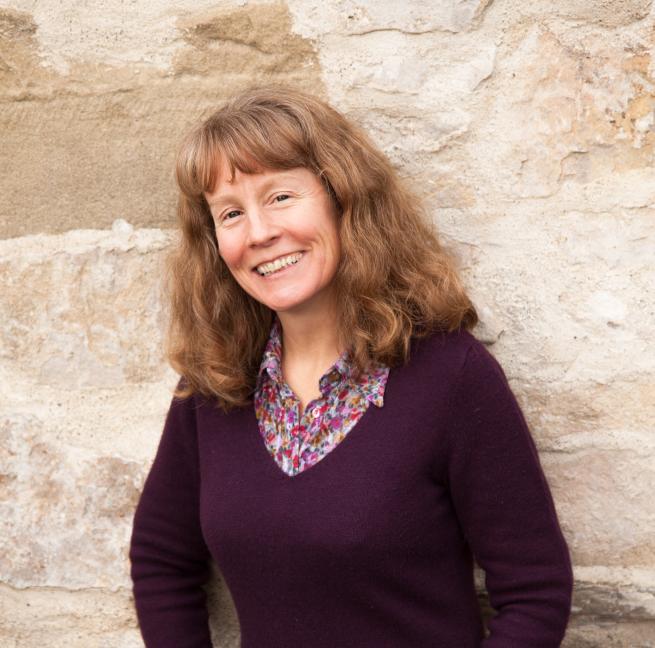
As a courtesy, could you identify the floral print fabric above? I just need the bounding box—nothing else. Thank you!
[254,316,390,477]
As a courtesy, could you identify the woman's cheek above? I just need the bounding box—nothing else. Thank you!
[216,235,238,266]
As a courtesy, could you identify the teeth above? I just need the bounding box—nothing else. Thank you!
[256,252,303,276]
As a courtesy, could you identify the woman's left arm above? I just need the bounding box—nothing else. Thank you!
[445,340,574,647]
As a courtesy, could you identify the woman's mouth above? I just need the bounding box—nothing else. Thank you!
[254,252,304,277]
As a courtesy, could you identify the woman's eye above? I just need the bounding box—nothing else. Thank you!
[275,194,290,202]
[223,210,241,220]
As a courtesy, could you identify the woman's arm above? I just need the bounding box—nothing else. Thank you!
[129,381,213,647]
[446,340,574,647]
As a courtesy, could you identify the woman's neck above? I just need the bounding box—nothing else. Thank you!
[276,308,344,378]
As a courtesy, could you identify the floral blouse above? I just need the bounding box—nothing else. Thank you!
[254,316,390,477]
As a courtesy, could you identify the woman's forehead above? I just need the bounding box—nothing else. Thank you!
[212,151,262,180]
[205,164,312,199]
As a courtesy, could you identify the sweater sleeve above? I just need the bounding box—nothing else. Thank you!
[445,341,574,647]
[129,382,213,647]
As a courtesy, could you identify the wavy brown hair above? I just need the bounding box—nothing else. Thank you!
[166,85,478,411]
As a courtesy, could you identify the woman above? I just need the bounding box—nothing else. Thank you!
[129,86,574,647]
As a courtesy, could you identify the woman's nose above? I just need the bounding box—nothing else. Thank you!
[246,207,281,246]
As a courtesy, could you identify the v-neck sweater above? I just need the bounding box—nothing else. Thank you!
[129,327,574,647]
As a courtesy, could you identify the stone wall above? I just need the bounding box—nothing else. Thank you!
[1,0,653,645]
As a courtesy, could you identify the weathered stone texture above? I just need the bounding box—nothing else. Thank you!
[469,22,655,204]
[0,412,144,590]
[0,584,143,647]
[0,403,174,641]
[0,1,323,239]
[515,0,653,29]
[287,0,494,37]
[1,0,654,646]
[564,621,655,648]
[554,449,655,567]
[0,225,173,387]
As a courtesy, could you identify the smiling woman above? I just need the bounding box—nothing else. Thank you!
[129,86,574,648]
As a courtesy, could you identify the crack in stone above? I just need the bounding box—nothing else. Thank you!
[344,0,495,37]
[0,582,133,594]
[345,27,457,37]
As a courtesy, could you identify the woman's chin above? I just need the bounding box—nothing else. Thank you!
[262,291,327,316]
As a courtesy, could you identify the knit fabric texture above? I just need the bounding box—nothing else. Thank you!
[130,327,574,647]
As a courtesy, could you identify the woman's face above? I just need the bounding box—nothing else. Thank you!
[204,162,341,317]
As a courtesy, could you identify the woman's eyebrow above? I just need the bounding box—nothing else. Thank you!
[207,174,302,207]
[206,194,238,209]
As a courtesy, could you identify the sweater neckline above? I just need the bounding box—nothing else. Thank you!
[246,368,391,482]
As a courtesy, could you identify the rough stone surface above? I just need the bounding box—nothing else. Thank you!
[1,0,654,646]
[564,621,655,648]
[0,584,143,647]
[0,227,174,388]
[0,412,143,589]
[0,1,323,239]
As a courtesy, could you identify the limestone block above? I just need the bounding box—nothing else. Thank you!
[343,37,496,151]
[174,2,319,77]
[471,22,655,204]
[543,451,655,567]
[0,7,43,89]
[452,207,654,390]
[285,1,499,193]
[0,584,143,648]
[514,0,653,29]
[573,568,655,620]
[563,568,655,645]
[328,43,496,185]
[0,412,145,590]
[0,225,173,388]
[0,376,190,604]
[287,0,494,38]
[0,374,180,462]
[564,621,655,648]
[3,0,315,75]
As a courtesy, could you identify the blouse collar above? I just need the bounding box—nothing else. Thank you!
[256,315,386,406]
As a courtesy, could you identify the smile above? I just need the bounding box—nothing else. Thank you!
[255,252,304,276]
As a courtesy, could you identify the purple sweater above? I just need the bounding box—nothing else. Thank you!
[129,328,573,647]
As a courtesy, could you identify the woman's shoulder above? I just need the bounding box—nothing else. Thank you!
[409,325,485,368]
[417,326,520,402]
[407,325,509,389]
